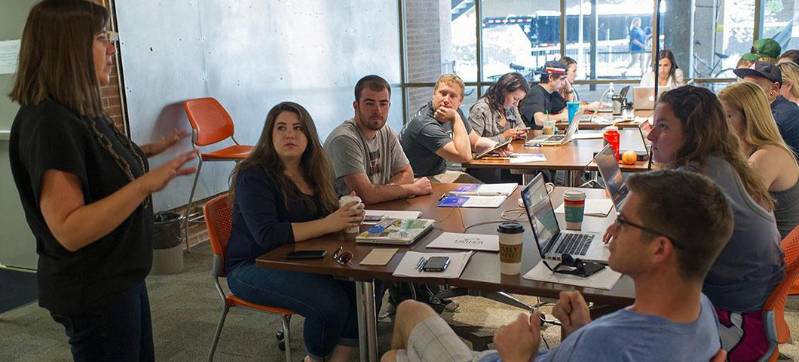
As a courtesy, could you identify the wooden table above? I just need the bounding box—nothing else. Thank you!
[555,109,653,130]
[256,184,633,361]
[464,128,650,186]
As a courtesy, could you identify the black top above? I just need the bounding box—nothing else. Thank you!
[771,96,799,159]
[225,166,328,272]
[519,83,566,128]
[9,99,152,315]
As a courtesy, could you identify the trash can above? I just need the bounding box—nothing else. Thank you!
[151,211,184,275]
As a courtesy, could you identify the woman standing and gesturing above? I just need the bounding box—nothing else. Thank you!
[8,1,194,360]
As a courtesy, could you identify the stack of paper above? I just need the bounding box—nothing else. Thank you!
[363,210,421,224]
[438,183,517,208]
[426,232,499,252]
[523,261,622,290]
[554,199,614,217]
[509,153,546,164]
[392,251,474,278]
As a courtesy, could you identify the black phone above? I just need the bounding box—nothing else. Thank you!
[286,250,326,260]
[422,256,450,272]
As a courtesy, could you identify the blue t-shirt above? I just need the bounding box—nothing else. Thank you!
[478,295,720,362]
[771,96,799,159]
[629,27,646,52]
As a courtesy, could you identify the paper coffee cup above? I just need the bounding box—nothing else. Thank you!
[339,195,363,234]
[497,222,524,275]
[563,190,586,230]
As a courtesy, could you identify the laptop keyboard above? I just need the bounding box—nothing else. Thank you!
[555,233,592,255]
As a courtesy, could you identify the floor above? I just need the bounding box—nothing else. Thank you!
[1,223,798,361]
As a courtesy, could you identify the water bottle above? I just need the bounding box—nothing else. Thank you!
[606,82,615,106]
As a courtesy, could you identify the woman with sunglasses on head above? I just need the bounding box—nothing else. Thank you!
[720,82,799,239]
[225,102,364,362]
[645,85,783,361]
[8,1,195,360]
[467,72,527,182]
[468,72,529,142]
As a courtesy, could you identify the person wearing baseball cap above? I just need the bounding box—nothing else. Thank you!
[735,62,799,158]
[519,60,569,128]
[751,38,781,64]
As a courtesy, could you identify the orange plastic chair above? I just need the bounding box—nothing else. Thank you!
[183,98,253,250]
[760,225,799,362]
[204,193,293,362]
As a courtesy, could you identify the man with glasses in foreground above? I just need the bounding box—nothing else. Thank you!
[381,170,732,362]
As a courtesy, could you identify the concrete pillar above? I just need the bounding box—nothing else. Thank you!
[663,0,694,77]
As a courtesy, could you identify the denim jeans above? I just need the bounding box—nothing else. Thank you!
[50,282,154,362]
[228,262,360,359]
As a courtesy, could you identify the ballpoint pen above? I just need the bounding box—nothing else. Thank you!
[416,257,427,272]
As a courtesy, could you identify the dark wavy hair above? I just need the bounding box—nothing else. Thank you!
[657,49,679,79]
[229,102,337,212]
[658,86,772,209]
[482,72,529,112]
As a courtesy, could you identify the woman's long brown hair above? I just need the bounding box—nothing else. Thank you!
[659,85,773,209]
[10,0,107,118]
[229,102,337,212]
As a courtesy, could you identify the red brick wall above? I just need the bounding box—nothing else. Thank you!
[100,60,125,132]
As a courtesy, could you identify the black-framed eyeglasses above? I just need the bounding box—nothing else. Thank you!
[615,212,684,249]
[542,254,605,277]
[333,246,353,265]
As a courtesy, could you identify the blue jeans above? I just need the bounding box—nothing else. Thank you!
[50,282,154,362]
[228,262,359,359]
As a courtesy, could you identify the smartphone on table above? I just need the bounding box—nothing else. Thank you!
[286,250,326,260]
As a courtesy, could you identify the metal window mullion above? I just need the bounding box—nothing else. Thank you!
[560,0,566,59]
[398,0,409,125]
[754,0,762,41]
[476,0,483,97]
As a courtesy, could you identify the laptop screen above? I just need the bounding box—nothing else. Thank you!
[595,145,629,209]
[521,174,560,252]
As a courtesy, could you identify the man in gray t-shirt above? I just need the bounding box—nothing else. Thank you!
[400,74,502,181]
[324,75,431,204]
[382,170,733,362]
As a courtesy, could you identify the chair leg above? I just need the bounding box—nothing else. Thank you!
[281,314,292,362]
[207,304,230,362]
[184,157,203,252]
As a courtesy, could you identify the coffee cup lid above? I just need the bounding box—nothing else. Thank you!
[564,190,586,200]
[497,222,524,234]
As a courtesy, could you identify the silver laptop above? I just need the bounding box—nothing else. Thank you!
[525,116,580,146]
[633,86,672,110]
[520,173,608,263]
[594,145,629,210]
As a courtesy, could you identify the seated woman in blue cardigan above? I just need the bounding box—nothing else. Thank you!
[225,101,365,362]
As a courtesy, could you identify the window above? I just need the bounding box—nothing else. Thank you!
[762,0,797,51]
[565,0,655,80]
[480,1,561,83]
[690,0,755,79]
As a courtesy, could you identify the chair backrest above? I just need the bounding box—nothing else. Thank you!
[183,97,236,146]
[762,224,799,344]
[203,193,234,277]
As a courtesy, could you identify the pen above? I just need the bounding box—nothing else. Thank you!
[416,257,427,271]
[449,191,504,196]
